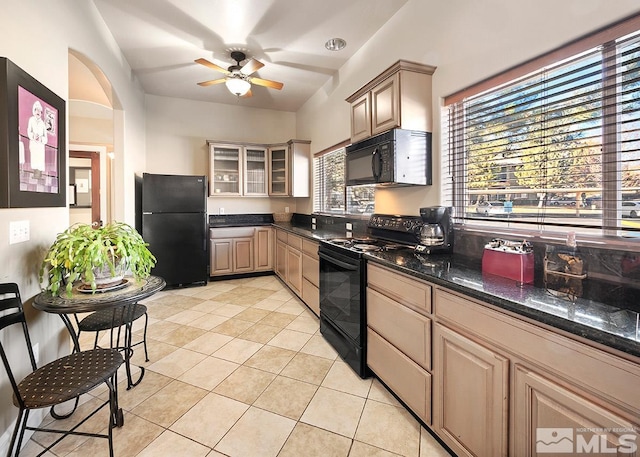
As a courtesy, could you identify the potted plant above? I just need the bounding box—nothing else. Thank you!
[40,221,156,297]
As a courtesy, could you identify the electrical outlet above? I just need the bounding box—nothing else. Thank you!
[284,207,290,213]
[9,220,30,244]
[219,207,225,215]
[346,223,353,231]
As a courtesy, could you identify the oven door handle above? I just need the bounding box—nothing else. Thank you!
[318,252,359,271]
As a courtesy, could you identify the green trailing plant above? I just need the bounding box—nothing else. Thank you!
[40,221,156,297]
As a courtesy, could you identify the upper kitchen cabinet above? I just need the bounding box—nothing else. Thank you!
[346,60,436,143]
[268,145,288,196]
[268,140,310,197]
[209,144,242,195]
[208,142,268,197]
[243,146,268,196]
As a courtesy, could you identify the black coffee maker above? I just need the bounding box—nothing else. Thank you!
[416,206,454,254]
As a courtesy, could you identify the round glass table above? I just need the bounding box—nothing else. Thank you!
[34,275,165,392]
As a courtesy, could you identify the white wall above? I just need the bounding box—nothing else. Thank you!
[296,0,640,215]
[0,0,146,451]
[144,94,301,214]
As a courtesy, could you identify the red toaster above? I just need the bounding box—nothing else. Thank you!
[482,240,534,284]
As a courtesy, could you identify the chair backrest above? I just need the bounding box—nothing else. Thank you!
[0,283,38,408]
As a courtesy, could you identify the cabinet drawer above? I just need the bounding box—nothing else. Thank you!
[302,278,319,316]
[287,233,303,251]
[276,229,288,242]
[302,252,319,287]
[367,288,431,370]
[368,263,432,314]
[210,227,255,238]
[302,239,318,258]
[367,328,431,425]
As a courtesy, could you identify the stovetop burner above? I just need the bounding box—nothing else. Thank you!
[322,214,423,255]
[325,237,412,253]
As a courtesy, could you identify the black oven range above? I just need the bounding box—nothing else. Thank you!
[318,214,423,378]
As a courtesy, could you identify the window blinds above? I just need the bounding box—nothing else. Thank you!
[443,26,640,239]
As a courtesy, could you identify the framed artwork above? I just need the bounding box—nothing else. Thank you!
[0,57,66,207]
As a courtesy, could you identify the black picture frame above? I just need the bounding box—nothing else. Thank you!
[0,57,66,208]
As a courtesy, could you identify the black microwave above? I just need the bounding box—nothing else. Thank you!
[345,128,432,187]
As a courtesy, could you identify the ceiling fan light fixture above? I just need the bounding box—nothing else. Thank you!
[325,38,347,51]
[226,77,251,96]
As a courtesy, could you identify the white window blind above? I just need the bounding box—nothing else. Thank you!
[313,146,376,214]
[443,24,640,241]
[313,148,346,213]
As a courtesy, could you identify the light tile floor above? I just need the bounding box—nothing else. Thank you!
[22,275,453,457]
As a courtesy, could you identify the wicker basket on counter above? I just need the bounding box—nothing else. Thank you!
[273,212,293,222]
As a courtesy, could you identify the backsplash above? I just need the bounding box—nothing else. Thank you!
[292,213,370,235]
[454,229,640,312]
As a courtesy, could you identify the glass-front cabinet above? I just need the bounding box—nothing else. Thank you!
[244,147,268,196]
[210,144,242,196]
[209,143,268,196]
[269,145,288,196]
[208,139,309,197]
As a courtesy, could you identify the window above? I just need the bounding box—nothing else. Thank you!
[314,147,345,213]
[443,15,640,242]
[313,145,376,214]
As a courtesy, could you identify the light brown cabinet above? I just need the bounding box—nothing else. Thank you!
[434,287,640,457]
[366,263,433,425]
[275,229,319,314]
[254,227,273,271]
[209,227,272,276]
[268,140,311,197]
[512,364,639,456]
[207,139,310,197]
[286,241,302,296]
[365,262,640,457]
[208,143,268,196]
[433,323,509,457]
[346,60,436,143]
[301,239,319,315]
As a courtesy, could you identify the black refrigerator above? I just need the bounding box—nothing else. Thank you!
[141,173,208,287]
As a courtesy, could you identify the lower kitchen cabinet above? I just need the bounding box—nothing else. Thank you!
[301,239,319,315]
[433,323,509,457]
[367,327,431,424]
[434,287,640,457]
[254,227,273,271]
[366,262,640,457]
[512,364,639,456]
[274,228,319,315]
[286,239,302,295]
[275,238,287,279]
[366,263,433,425]
[209,226,270,276]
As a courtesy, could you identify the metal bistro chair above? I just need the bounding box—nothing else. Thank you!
[74,302,149,389]
[0,283,124,457]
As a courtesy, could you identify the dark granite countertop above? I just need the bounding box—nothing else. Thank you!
[273,222,640,359]
[209,213,274,227]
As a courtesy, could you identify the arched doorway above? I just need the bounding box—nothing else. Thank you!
[67,49,123,225]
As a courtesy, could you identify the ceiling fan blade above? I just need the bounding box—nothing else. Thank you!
[250,77,284,90]
[197,78,227,87]
[194,58,230,75]
[240,58,264,76]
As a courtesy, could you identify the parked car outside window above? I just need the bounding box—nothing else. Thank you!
[548,196,576,206]
[475,201,507,216]
[621,201,640,218]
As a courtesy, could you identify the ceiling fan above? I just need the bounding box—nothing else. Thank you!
[195,51,284,97]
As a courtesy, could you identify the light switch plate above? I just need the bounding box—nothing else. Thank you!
[9,220,30,244]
